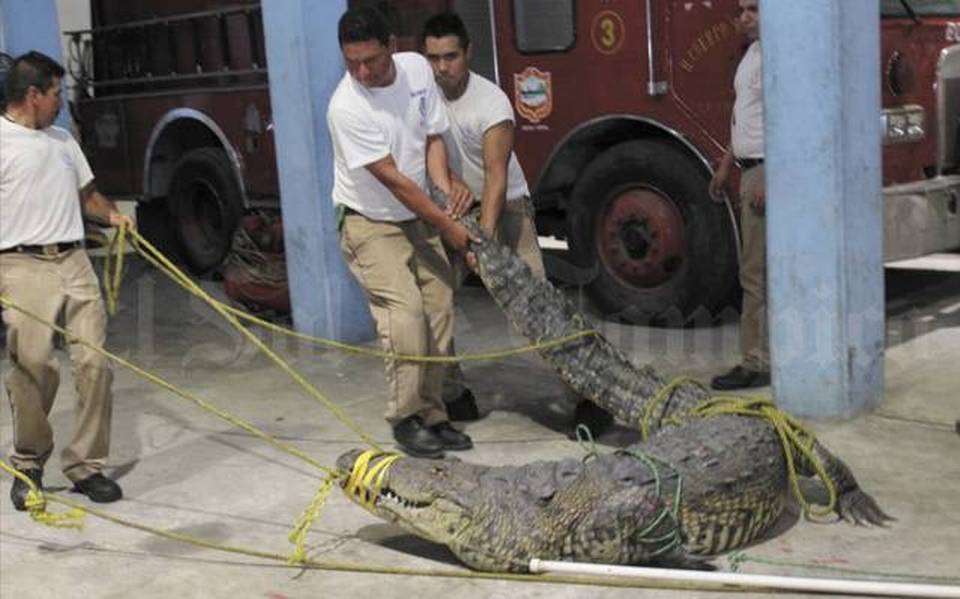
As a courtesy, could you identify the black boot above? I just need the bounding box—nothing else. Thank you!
[72,473,123,503]
[710,365,771,390]
[444,389,480,422]
[10,468,43,511]
[569,400,614,440]
[393,415,445,458]
[431,422,473,450]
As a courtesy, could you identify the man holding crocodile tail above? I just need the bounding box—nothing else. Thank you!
[328,7,478,458]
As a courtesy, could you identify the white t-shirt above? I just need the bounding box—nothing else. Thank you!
[0,118,92,249]
[731,41,764,159]
[440,72,530,203]
[328,52,449,222]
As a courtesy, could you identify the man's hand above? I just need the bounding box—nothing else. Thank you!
[440,220,479,253]
[709,162,731,202]
[750,175,766,212]
[465,251,479,273]
[108,211,135,229]
[445,177,475,218]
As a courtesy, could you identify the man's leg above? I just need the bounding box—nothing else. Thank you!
[0,255,63,472]
[60,251,116,494]
[496,197,546,280]
[0,254,64,509]
[438,222,475,420]
[711,166,770,390]
[738,166,770,372]
[411,221,472,450]
[340,216,448,457]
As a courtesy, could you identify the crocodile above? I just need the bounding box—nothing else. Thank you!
[337,214,890,572]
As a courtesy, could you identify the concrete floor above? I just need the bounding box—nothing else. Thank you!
[1,257,959,598]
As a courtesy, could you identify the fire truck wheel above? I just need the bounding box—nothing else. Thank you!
[568,139,738,325]
[169,147,243,274]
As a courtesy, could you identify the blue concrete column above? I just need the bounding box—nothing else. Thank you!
[261,0,374,342]
[760,0,884,418]
[0,0,71,130]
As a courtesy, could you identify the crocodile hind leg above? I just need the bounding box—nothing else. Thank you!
[800,440,894,525]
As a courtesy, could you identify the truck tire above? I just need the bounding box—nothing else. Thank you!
[135,199,183,264]
[567,140,738,325]
[169,147,243,273]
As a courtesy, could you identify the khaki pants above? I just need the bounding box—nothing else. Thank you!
[339,214,453,426]
[738,165,769,371]
[443,197,546,400]
[0,249,114,482]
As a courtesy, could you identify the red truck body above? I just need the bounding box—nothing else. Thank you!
[67,0,960,322]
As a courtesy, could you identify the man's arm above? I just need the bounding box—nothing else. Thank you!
[366,155,474,252]
[425,134,473,217]
[477,120,513,236]
[709,146,736,202]
[80,181,134,228]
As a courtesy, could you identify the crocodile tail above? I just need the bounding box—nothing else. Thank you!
[461,214,709,432]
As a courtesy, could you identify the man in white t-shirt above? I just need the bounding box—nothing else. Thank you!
[708,0,771,391]
[0,52,133,511]
[329,8,478,458]
[421,12,548,421]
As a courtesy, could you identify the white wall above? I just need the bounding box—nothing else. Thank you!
[56,0,89,98]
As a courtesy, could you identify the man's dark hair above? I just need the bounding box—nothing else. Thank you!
[338,7,392,47]
[4,51,64,104]
[421,12,470,50]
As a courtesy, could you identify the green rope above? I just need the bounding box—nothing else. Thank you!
[618,447,685,558]
[574,424,599,462]
[572,437,685,559]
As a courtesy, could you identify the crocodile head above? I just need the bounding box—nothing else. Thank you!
[337,449,685,572]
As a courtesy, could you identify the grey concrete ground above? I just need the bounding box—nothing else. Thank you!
[1,256,959,598]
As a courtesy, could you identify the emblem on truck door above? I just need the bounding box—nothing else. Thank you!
[514,67,553,124]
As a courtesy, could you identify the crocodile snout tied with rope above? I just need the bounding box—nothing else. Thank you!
[338,214,891,572]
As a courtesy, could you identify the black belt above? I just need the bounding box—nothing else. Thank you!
[0,240,85,256]
[737,157,764,170]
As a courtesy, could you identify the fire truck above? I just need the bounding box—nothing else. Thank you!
[67,0,960,323]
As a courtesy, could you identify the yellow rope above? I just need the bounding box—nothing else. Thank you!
[688,396,838,518]
[0,476,715,591]
[288,473,340,564]
[113,231,380,449]
[0,460,86,529]
[342,449,401,512]
[638,376,705,439]
[221,301,600,363]
[115,227,597,364]
[0,295,337,476]
[638,375,839,519]
[103,223,128,316]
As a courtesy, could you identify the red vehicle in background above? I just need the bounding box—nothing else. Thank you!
[67,0,960,323]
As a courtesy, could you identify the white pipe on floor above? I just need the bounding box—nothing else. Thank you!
[528,559,960,598]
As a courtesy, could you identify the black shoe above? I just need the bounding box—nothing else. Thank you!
[710,365,771,391]
[393,416,445,458]
[10,468,43,511]
[431,422,473,450]
[72,473,123,503]
[444,389,480,422]
[568,400,614,441]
